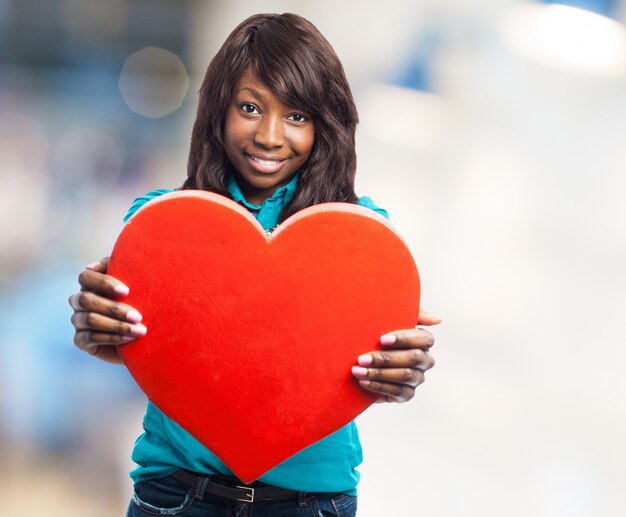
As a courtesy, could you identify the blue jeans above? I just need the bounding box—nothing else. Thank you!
[126,474,358,516]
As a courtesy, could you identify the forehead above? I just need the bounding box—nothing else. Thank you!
[232,69,272,98]
[231,67,310,114]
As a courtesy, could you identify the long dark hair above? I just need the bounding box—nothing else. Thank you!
[182,13,359,221]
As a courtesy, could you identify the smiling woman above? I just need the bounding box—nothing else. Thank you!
[67,12,438,517]
[223,69,315,205]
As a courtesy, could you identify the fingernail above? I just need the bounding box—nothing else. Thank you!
[114,284,130,296]
[357,354,373,366]
[419,309,443,324]
[130,324,147,336]
[121,336,135,343]
[85,261,101,269]
[380,334,397,346]
[359,379,371,386]
[126,310,143,323]
[352,366,368,377]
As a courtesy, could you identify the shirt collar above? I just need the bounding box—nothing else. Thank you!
[227,171,300,210]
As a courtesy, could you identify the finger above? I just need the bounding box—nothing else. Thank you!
[417,308,442,326]
[68,291,142,323]
[71,311,147,337]
[73,334,126,365]
[74,330,135,349]
[357,380,416,403]
[380,328,435,349]
[90,345,124,364]
[84,257,110,273]
[357,349,435,371]
[352,365,425,388]
[78,267,130,298]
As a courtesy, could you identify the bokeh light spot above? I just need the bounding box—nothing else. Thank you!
[118,47,190,118]
[499,2,626,77]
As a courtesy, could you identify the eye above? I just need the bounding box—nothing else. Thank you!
[240,103,259,115]
[287,113,307,123]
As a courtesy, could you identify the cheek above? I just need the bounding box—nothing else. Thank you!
[223,109,247,150]
[223,122,236,149]
[294,126,315,157]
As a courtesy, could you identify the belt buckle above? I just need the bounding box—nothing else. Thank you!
[235,485,254,503]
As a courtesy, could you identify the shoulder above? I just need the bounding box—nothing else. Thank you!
[123,189,176,222]
[356,196,389,220]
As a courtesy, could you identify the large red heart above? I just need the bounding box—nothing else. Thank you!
[109,191,420,483]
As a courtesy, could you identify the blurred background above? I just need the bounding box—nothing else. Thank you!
[1,0,625,515]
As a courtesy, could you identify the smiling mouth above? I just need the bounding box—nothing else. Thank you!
[246,153,288,173]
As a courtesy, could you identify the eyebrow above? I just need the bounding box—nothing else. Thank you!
[236,87,266,102]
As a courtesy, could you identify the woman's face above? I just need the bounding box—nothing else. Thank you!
[223,69,315,205]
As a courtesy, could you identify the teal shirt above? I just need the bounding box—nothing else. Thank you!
[125,173,388,494]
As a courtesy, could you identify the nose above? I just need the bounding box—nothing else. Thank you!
[253,114,284,150]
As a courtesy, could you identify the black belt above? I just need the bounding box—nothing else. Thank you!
[172,469,302,503]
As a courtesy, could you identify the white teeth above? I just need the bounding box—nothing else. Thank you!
[251,156,280,166]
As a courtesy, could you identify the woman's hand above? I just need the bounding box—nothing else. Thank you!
[351,309,440,403]
[68,257,147,365]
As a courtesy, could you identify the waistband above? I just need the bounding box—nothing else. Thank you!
[172,469,302,504]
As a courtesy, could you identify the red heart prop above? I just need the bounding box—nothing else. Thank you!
[109,191,420,483]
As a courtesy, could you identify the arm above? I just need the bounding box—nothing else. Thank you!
[68,257,147,365]
[351,309,440,403]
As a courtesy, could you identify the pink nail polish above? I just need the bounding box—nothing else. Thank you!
[121,336,134,343]
[130,324,147,336]
[357,354,373,366]
[359,379,371,387]
[380,334,397,346]
[114,284,130,296]
[126,310,143,323]
[352,366,368,377]
[85,261,101,269]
